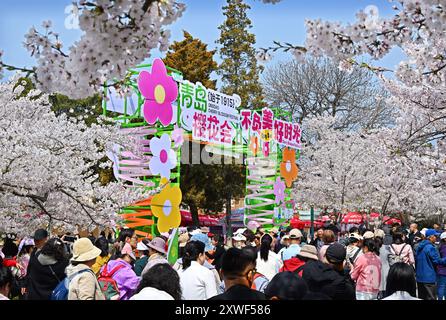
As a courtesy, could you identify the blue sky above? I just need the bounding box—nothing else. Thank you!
[0,0,404,84]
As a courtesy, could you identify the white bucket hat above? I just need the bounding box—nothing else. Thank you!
[71,238,101,262]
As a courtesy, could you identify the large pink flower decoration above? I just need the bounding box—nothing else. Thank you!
[137,59,178,126]
[273,177,286,204]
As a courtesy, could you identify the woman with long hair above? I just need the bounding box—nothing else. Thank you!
[179,241,218,300]
[255,234,282,281]
[382,262,419,300]
[350,238,382,300]
[131,263,182,300]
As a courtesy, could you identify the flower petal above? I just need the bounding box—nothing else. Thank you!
[150,136,163,156]
[149,156,162,176]
[137,70,156,99]
[157,102,174,126]
[143,101,159,125]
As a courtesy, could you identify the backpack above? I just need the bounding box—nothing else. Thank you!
[97,263,125,300]
[387,244,407,266]
[51,269,93,300]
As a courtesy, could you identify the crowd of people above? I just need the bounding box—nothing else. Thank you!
[1,221,446,301]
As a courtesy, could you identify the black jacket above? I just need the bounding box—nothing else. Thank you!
[302,260,356,300]
[209,284,266,300]
[25,248,69,300]
[407,231,422,247]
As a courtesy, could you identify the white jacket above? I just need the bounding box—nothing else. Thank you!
[130,287,174,300]
[256,250,282,281]
[179,261,218,300]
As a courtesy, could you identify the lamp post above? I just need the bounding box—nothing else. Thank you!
[310,205,315,240]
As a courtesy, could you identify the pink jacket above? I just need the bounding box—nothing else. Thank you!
[388,243,415,266]
[350,252,382,294]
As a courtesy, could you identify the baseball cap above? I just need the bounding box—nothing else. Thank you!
[33,229,48,241]
[349,233,363,241]
[425,229,441,238]
[374,229,385,239]
[363,231,375,240]
[289,229,303,239]
[440,232,446,240]
[326,243,347,264]
[233,234,247,242]
[282,235,290,240]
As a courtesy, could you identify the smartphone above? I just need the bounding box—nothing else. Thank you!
[64,236,76,242]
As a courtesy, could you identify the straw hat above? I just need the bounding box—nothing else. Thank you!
[179,233,189,248]
[71,238,101,262]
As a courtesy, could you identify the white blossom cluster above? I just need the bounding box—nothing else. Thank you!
[302,0,446,86]
[23,0,185,99]
[296,116,446,220]
[0,76,151,235]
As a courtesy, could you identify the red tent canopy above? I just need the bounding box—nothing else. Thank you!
[180,210,221,227]
[290,218,324,230]
[369,212,380,219]
[341,212,363,224]
[383,216,401,225]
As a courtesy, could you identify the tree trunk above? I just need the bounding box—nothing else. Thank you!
[226,194,232,238]
[190,203,200,227]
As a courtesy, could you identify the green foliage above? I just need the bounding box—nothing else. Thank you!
[49,93,103,127]
[216,0,265,109]
[164,31,218,89]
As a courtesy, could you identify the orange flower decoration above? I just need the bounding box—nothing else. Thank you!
[280,147,298,188]
[250,136,259,156]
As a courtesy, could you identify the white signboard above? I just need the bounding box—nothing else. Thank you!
[178,80,241,146]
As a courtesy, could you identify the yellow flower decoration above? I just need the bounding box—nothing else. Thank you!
[151,182,182,233]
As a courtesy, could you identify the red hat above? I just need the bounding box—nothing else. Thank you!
[208,232,215,238]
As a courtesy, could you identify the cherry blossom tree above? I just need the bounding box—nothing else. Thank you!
[297,116,445,221]
[0,77,153,236]
[0,0,186,99]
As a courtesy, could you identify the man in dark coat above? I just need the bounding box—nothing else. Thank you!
[302,243,355,300]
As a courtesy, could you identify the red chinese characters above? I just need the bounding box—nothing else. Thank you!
[220,121,232,144]
[193,112,207,140]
